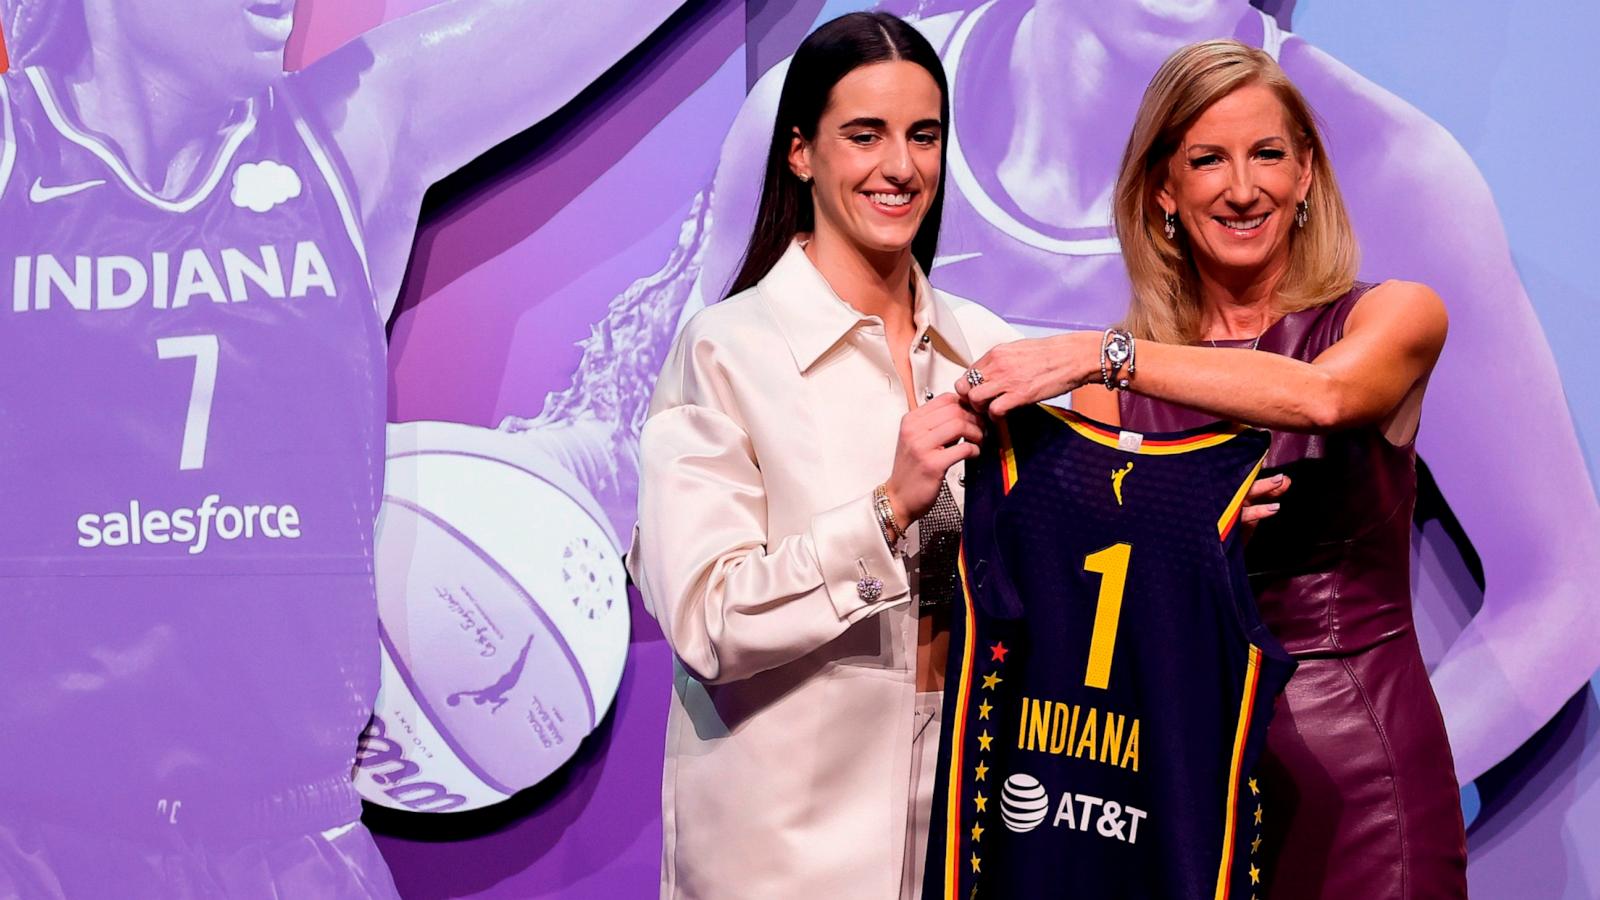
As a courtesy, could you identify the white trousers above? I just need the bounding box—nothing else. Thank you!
[901,691,944,900]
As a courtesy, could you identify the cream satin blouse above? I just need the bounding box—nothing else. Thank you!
[628,242,1019,899]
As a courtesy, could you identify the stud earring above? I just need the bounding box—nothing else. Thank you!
[798,173,811,183]
[1163,212,1178,241]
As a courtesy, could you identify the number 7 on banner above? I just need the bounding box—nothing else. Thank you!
[157,335,219,471]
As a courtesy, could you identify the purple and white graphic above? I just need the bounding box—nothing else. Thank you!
[1,0,678,895]
[359,422,628,813]
[3,0,1597,896]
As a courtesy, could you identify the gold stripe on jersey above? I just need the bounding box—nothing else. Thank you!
[1217,456,1267,541]
[1213,645,1263,899]
[998,417,1019,493]
[942,548,981,900]
[1039,405,1247,455]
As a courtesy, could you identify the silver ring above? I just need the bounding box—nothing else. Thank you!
[965,368,985,387]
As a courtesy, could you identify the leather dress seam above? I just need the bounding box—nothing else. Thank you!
[1326,541,1349,652]
[1338,654,1411,896]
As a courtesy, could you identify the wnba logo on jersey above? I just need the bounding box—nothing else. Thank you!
[1111,462,1134,506]
[8,240,338,312]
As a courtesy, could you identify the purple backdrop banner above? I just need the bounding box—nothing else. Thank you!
[2,0,1595,897]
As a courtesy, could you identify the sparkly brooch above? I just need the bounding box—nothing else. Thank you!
[856,561,884,603]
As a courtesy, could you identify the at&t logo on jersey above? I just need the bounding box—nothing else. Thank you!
[76,493,303,555]
[999,770,1148,845]
[9,240,338,312]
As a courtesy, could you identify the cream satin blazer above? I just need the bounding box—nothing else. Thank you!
[628,242,1019,900]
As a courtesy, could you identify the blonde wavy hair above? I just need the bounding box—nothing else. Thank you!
[1113,39,1357,344]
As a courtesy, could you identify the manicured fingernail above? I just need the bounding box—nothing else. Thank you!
[1267,503,1280,512]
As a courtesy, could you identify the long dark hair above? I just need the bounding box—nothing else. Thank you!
[725,12,950,298]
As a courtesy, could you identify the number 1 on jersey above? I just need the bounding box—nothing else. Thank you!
[1082,542,1132,690]
[157,335,219,471]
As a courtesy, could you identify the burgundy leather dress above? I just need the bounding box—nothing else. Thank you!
[1120,285,1468,898]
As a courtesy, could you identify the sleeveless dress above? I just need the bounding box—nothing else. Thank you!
[1119,285,1469,898]
[0,66,396,898]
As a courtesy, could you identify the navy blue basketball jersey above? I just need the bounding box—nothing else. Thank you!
[925,405,1294,900]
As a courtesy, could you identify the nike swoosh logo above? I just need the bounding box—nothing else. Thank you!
[29,177,107,203]
[932,251,984,269]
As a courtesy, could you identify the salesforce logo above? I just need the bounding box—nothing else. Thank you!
[76,494,302,555]
[231,159,302,213]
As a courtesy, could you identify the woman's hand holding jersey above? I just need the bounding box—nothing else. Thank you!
[884,393,982,526]
[1239,473,1290,526]
[953,330,1291,527]
[954,332,1098,418]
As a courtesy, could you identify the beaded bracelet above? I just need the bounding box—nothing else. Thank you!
[872,483,903,549]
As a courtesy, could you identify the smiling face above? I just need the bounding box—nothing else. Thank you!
[788,60,944,261]
[1157,81,1313,282]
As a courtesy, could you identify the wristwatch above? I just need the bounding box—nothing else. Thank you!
[1101,327,1136,390]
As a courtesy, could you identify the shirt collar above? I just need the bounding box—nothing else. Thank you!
[759,240,973,373]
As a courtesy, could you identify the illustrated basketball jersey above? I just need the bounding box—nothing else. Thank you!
[924,406,1295,900]
[927,2,1292,332]
[0,67,384,822]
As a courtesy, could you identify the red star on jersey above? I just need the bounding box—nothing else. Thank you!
[989,642,1009,663]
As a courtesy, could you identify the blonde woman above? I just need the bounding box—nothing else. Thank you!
[958,40,1467,898]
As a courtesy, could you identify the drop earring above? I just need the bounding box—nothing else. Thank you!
[1163,212,1178,240]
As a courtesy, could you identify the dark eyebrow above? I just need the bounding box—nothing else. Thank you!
[838,117,888,130]
[836,117,944,132]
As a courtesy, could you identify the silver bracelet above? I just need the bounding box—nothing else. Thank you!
[1100,329,1116,391]
[1101,328,1136,391]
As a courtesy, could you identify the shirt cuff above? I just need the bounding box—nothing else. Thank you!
[811,491,912,621]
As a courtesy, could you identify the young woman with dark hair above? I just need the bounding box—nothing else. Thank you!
[628,12,1017,900]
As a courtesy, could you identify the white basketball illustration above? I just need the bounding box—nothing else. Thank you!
[1001,772,1052,833]
[355,421,630,812]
